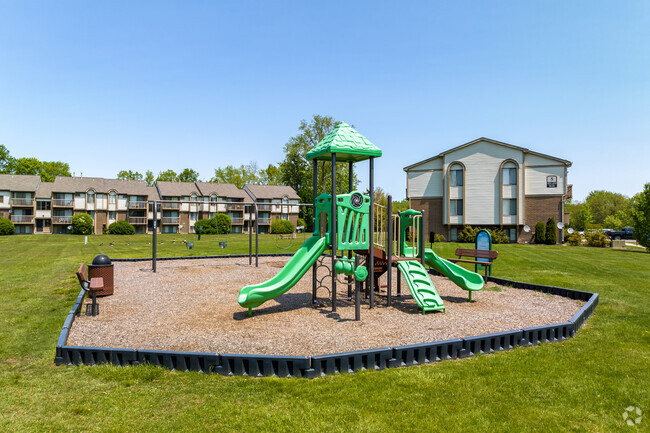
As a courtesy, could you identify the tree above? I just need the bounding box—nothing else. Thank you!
[0,145,14,173]
[178,168,200,183]
[545,217,557,245]
[0,217,15,235]
[108,220,135,235]
[212,162,259,188]
[534,222,546,244]
[39,161,70,181]
[145,170,155,187]
[258,164,282,185]
[71,213,93,235]
[11,157,42,175]
[585,190,631,225]
[117,170,143,181]
[603,214,624,231]
[156,169,178,182]
[571,202,592,231]
[214,214,231,234]
[631,183,650,251]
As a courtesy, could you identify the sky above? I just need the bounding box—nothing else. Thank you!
[0,1,648,201]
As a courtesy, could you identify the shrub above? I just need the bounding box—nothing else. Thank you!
[489,228,510,244]
[194,218,218,234]
[71,213,93,235]
[271,219,295,234]
[457,225,479,243]
[566,232,583,246]
[0,217,15,235]
[296,218,306,231]
[108,220,135,235]
[434,233,446,242]
[545,217,557,245]
[586,231,608,247]
[534,222,546,244]
[214,213,231,234]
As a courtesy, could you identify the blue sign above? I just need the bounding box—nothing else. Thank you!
[475,229,492,268]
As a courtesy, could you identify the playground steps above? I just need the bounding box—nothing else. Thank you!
[355,247,388,290]
[397,260,445,314]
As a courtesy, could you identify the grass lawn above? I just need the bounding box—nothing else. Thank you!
[0,234,648,432]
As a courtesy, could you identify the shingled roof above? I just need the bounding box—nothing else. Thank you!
[306,122,382,162]
[195,182,249,199]
[50,176,150,195]
[0,174,41,192]
[155,181,201,197]
[244,184,300,200]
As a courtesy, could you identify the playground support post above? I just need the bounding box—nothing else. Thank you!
[369,156,375,308]
[420,210,426,266]
[354,254,360,321]
[312,159,317,304]
[254,204,259,267]
[152,200,157,273]
[386,195,392,306]
[347,160,353,301]
[331,153,337,312]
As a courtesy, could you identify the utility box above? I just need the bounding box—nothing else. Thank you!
[88,254,114,296]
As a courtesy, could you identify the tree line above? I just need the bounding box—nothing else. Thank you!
[0,145,71,182]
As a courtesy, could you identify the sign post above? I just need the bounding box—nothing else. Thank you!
[475,229,492,276]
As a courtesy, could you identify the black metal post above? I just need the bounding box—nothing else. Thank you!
[312,160,318,304]
[397,266,401,297]
[152,200,157,273]
[369,156,375,308]
[331,153,337,312]
[254,203,259,267]
[387,194,392,306]
[248,203,252,265]
[347,160,353,300]
[354,254,360,321]
[421,210,426,266]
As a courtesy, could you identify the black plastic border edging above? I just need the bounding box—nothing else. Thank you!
[55,256,599,378]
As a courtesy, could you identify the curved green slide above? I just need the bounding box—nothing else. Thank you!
[238,235,328,315]
[424,248,484,300]
[397,260,445,314]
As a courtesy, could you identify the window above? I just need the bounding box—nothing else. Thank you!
[450,199,463,216]
[450,227,459,241]
[191,194,197,201]
[109,191,117,204]
[211,194,217,203]
[0,196,4,203]
[503,199,517,215]
[503,168,517,185]
[87,190,95,204]
[36,201,51,210]
[450,168,463,186]
[282,213,288,220]
[504,228,517,242]
[190,212,197,221]
[109,211,116,220]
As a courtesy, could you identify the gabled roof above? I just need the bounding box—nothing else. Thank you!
[0,174,41,192]
[403,137,572,171]
[244,184,300,200]
[35,181,54,199]
[146,186,160,200]
[155,181,200,197]
[50,176,150,195]
[195,182,249,199]
[306,122,382,162]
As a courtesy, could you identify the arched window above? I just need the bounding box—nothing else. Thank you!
[502,161,517,185]
[109,191,117,205]
[211,194,217,203]
[191,193,198,201]
[449,164,464,186]
[87,189,95,204]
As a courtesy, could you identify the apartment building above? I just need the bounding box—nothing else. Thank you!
[404,138,572,243]
[195,182,249,233]
[243,185,300,234]
[0,174,41,234]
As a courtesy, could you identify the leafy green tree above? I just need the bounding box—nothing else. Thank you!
[0,145,14,173]
[156,169,178,182]
[585,190,631,225]
[603,214,624,231]
[117,170,143,181]
[145,170,155,187]
[108,220,135,235]
[631,183,650,251]
[212,162,259,188]
[178,168,200,183]
[214,214,231,234]
[258,164,282,185]
[71,213,93,235]
[194,218,218,234]
[38,161,70,181]
[0,217,15,235]
[534,222,546,244]
[271,219,295,234]
[571,202,592,231]
[11,157,42,175]
[545,217,557,245]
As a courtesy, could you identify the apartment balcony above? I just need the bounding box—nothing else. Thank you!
[257,218,271,225]
[162,217,179,224]
[10,215,34,224]
[257,204,271,211]
[128,217,147,225]
[11,198,34,207]
[128,201,148,209]
[52,199,74,207]
[227,203,244,211]
[231,217,243,224]
[162,202,180,209]
[52,216,73,224]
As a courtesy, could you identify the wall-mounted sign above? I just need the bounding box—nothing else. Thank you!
[547,175,558,188]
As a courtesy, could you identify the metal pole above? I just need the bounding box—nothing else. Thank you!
[312,159,318,304]
[331,153,337,312]
[369,156,375,309]
[387,195,392,307]
[254,203,259,267]
[248,204,252,265]
[347,160,353,300]
[355,254,360,321]
[421,210,426,266]
[152,200,157,273]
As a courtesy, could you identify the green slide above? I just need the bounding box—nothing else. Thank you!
[238,235,328,315]
[424,248,484,299]
[397,260,445,314]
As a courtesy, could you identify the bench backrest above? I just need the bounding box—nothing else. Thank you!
[455,248,498,260]
[76,264,88,288]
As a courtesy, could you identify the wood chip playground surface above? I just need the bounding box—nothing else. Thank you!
[67,257,585,357]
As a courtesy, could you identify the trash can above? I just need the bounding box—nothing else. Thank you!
[88,254,114,296]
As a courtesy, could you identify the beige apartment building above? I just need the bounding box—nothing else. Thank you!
[404,138,572,243]
[0,174,42,234]
[243,184,300,234]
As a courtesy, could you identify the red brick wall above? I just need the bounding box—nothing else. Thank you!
[410,198,446,240]
[523,195,564,243]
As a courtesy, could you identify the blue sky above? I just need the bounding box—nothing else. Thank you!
[1,1,648,201]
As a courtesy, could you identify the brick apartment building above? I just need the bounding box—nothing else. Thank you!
[404,138,572,243]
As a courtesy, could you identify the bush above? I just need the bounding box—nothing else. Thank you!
[457,225,479,243]
[194,218,218,234]
[434,233,446,242]
[0,217,15,235]
[71,213,93,235]
[271,219,295,234]
[214,213,231,234]
[108,220,135,235]
[296,218,306,231]
[566,232,583,246]
[489,228,510,244]
[534,222,546,244]
[545,217,557,245]
[585,231,608,247]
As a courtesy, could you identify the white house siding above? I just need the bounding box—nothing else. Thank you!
[443,140,523,225]
[0,191,10,209]
[524,165,566,195]
[407,169,443,198]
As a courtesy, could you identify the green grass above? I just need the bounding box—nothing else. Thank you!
[0,235,648,432]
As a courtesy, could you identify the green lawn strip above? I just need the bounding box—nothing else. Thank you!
[0,236,648,431]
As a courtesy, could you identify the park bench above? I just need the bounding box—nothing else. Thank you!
[448,248,499,278]
[76,264,104,316]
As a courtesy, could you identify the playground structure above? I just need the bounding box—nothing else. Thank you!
[238,122,487,318]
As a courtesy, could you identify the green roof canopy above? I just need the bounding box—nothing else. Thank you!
[306,122,382,162]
